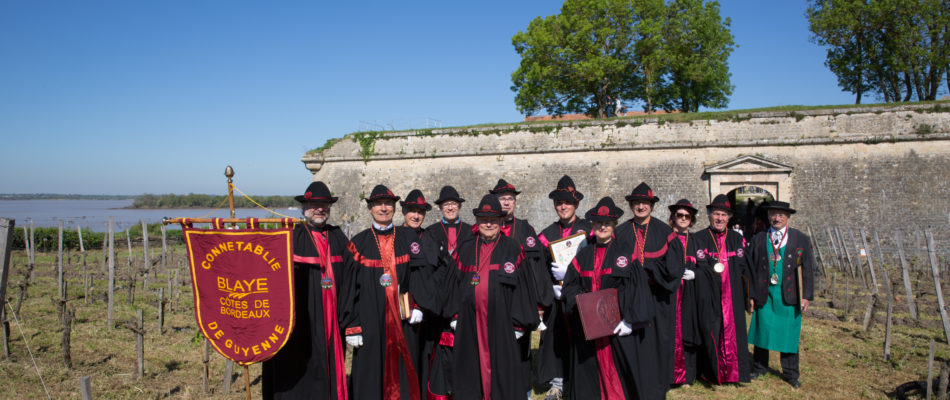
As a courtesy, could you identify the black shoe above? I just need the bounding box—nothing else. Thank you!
[786,378,801,388]
[750,371,764,380]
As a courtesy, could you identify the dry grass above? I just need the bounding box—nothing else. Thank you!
[0,247,945,399]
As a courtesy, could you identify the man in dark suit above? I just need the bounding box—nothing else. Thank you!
[746,201,815,388]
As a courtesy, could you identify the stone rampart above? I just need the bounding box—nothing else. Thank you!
[302,103,950,236]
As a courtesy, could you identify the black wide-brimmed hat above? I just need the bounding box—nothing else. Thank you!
[706,194,733,213]
[489,179,521,195]
[761,201,797,214]
[624,182,659,203]
[434,185,465,204]
[365,184,401,203]
[548,175,584,203]
[472,194,506,217]
[668,198,698,215]
[585,197,624,222]
[400,189,432,211]
[295,181,338,203]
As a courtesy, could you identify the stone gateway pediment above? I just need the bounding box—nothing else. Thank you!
[705,155,792,174]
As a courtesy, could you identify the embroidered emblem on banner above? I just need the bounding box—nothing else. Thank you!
[526,237,536,247]
[379,273,393,287]
[504,262,516,273]
[410,242,421,254]
[697,249,706,260]
[616,256,628,268]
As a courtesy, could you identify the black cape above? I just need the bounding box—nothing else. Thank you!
[344,225,436,400]
[262,223,355,400]
[691,227,751,384]
[535,217,592,386]
[615,216,684,396]
[561,238,656,399]
[443,234,539,400]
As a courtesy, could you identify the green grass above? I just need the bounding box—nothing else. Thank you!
[1,248,946,399]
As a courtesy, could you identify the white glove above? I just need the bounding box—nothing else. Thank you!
[345,334,363,348]
[551,261,569,281]
[449,320,457,331]
[409,308,424,324]
[613,320,633,336]
[514,330,524,340]
[537,321,547,332]
[552,284,563,300]
[682,269,695,281]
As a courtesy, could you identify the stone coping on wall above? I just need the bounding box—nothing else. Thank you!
[301,103,950,170]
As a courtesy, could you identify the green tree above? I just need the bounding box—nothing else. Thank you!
[510,0,735,117]
[664,0,735,112]
[808,0,950,103]
[511,0,641,118]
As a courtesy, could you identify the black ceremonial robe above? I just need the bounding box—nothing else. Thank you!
[344,225,437,400]
[421,219,472,399]
[672,231,700,386]
[425,218,473,257]
[561,238,656,400]
[499,216,544,392]
[614,217,684,396]
[535,217,592,386]
[691,227,751,384]
[262,223,355,400]
[444,234,539,400]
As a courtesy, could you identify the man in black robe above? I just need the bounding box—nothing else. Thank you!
[400,188,443,393]
[490,178,544,397]
[614,182,684,398]
[668,199,701,387]
[561,196,657,400]
[537,175,591,400]
[443,194,539,400]
[343,185,438,400]
[691,194,752,384]
[262,181,355,400]
[424,186,472,257]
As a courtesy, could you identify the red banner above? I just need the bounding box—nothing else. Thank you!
[183,223,295,366]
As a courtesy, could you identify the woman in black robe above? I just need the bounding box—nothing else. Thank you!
[561,197,656,400]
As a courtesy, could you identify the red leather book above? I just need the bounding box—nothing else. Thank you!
[576,288,622,341]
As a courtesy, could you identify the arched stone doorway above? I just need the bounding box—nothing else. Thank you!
[726,185,775,239]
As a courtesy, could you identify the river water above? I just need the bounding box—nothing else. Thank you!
[0,199,300,231]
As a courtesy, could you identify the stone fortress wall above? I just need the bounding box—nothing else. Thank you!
[301,103,950,237]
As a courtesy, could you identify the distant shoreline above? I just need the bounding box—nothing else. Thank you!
[0,194,137,200]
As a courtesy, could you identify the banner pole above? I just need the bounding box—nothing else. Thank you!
[225,166,236,219]
[244,365,251,400]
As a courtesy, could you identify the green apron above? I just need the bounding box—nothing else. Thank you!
[748,244,802,353]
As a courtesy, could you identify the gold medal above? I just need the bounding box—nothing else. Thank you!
[770,273,779,285]
[713,262,725,273]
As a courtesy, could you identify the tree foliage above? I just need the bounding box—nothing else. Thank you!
[131,193,296,209]
[510,0,735,117]
[807,0,950,103]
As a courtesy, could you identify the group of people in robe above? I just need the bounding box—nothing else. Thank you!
[261,175,816,400]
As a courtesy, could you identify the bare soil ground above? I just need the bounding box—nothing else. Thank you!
[0,247,944,399]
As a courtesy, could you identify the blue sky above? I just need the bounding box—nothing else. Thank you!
[1,1,858,196]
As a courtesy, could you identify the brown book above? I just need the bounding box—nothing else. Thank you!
[576,288,622,341]
[399,292,413,320]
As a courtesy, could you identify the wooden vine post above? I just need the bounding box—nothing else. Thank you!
[0,219,14,359]
[896,229,918,319]
[926,230,950,344]
[107,217,116,327]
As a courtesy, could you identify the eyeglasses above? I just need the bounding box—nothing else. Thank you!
[674,213,692,219]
